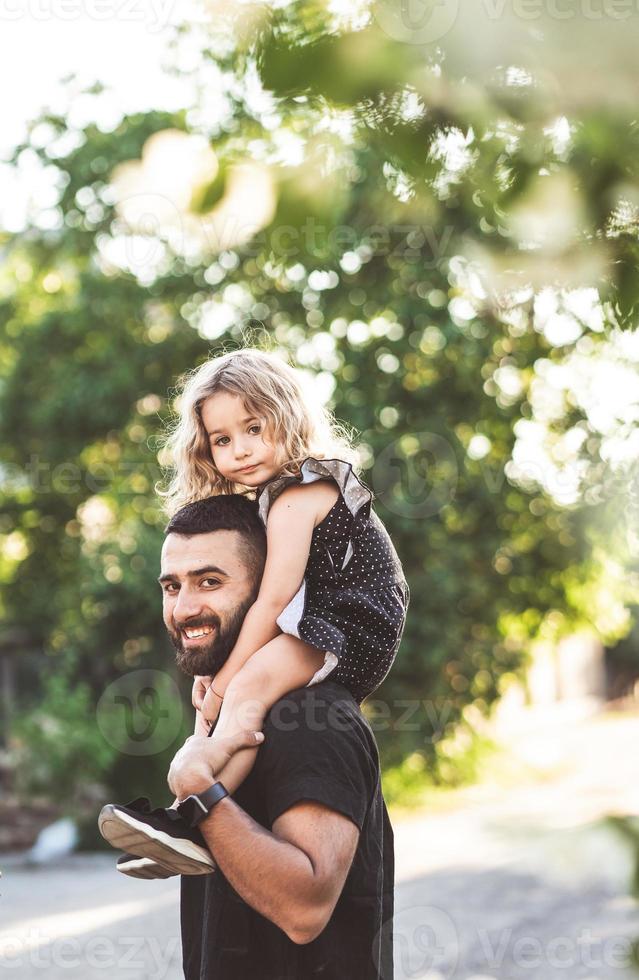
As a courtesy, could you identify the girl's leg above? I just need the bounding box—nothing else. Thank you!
[208,634,326,796]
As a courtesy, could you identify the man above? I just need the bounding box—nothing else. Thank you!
[123,495,395,979]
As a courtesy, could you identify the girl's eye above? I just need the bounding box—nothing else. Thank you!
[213,424,260,447]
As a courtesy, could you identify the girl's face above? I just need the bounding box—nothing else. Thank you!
[200,391,281,487]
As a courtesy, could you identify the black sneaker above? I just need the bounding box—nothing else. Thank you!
[98,797,216,875]
[116,852,180,879]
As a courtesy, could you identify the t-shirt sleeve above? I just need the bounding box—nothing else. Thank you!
[254,690,378,832]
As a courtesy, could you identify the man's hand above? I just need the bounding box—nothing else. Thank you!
[167,729,264,801]
[192,674,213,711]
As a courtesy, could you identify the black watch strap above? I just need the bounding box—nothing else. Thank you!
[177,781,229,828]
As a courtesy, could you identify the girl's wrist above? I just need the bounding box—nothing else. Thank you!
[211,671,231,697]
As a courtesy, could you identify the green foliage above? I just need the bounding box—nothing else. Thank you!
[10,671,117,807]
[382,726,501,808]
[606,815,639,970]
[606,815,639,899]
[1,9,639,809]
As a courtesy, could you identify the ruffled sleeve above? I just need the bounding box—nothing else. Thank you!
[256,457,372,537]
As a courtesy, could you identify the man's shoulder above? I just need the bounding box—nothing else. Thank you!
[259,681,379,770]
[263,681,371,738]
[254,681,382,831]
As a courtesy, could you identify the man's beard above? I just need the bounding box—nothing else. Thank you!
[168,595,254,677]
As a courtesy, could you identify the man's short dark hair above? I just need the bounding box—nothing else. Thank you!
[165,495,267,581]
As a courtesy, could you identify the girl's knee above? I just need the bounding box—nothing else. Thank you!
[223,635,323,710]
[223,669,270,729]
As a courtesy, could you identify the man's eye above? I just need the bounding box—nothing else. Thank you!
[163,583,179,594]
[202,578,220,587]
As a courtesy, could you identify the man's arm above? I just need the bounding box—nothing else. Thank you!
[168,714,372,945]
[198,795,359,945]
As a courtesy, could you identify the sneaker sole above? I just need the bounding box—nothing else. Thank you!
[99,805,216,875]
[117,855,177,879]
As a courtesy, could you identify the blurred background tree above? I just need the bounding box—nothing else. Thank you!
[2,0,639,825]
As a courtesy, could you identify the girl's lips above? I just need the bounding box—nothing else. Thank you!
[238,463,259,473]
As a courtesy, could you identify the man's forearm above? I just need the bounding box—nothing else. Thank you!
[198,796,324,943]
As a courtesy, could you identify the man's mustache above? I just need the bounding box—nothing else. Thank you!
[172,616,220,632]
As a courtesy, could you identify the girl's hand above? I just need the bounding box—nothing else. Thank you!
[201,683,224,725]
[193,707,211,737]
[168,730,264,799]
[191,674,213,711]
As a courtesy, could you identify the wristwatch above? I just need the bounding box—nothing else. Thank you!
[177,781,229,828]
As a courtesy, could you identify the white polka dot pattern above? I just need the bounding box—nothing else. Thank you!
[257,457,410,704]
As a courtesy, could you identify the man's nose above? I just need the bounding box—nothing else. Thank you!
[173,587,205,623]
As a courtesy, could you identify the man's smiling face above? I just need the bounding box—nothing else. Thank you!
[159,528,258,677]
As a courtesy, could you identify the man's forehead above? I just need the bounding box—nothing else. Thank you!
[161,529,245,576]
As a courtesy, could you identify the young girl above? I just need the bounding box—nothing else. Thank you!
[99,347,409,876]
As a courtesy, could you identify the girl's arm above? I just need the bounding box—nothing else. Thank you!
[207,482,322,698]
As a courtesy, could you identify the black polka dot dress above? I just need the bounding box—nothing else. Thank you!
[255,457,410,705]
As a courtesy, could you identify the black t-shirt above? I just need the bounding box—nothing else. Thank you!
[180,681,394,980]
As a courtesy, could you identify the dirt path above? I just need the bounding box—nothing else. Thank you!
[0,707,637,979]
[391,705,639,979]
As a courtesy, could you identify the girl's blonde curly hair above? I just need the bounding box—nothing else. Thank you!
[159,347,360,515]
